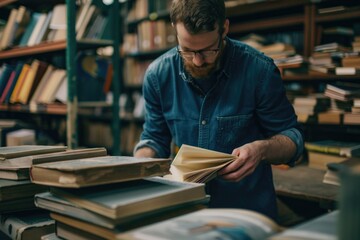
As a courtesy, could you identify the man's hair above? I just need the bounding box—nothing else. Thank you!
[170,0,226,35]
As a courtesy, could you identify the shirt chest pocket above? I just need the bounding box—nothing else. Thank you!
[216,114,253,150]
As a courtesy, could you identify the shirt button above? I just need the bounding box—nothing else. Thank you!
[201,120,207,125]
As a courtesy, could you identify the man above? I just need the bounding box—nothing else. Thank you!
[134,0,303,220]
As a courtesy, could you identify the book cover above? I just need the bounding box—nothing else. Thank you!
[305,140,360,157]
[0,197,36,213]
[170,144,235,183]
[0,145,66,160]
[30,156,171,188]
[18,12,41,47]
[0,147,107,180]
[50,177,206,219]
[0,62,24,104]
[118,208,281,240]
[0,179,47,202]
[35,191,209,229]
[0,210,54,240]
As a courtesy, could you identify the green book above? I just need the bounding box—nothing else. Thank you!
[305,140,360,157]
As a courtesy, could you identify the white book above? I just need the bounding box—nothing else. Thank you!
[27,13,47,46]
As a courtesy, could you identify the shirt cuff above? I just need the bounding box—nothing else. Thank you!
[279,127,304,167]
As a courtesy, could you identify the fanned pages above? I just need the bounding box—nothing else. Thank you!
[170,144,235,183]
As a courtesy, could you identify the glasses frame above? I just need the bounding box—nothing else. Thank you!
[177,35,222,61]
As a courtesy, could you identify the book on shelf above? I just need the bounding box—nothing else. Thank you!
[0,178,47,202]
[335,67,360,75]
[117,208,282,240]
[170,144,235,183]
[9,63,30,104]
[18,12,41,46]
[323,157,360,186]
[317,111,343,124]
[30,156,171,188]
[0,147,107,180]
[0,210,54,240]
[305,140,360,157]
[307,151,347,171]
[35,191,209,230]
[50,177,206,220]
[0,8,18,50]
[0,145,66,161]
[0,62,24,104]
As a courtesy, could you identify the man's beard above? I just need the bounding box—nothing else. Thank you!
[184,60,218,79]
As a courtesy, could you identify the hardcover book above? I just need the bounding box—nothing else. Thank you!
[0,210,54,240]
[30,156,171,188]
[0,179,47,202]
[0,147,107,180]
[0,145,66,161]
[35,191,209,229]
[170,144,235,183]
[50,177,206,219]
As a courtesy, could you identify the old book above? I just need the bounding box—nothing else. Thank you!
[0,147,107,180]
[0,210,54,240]
[0,145,66,161]
[323,157,360,186]
[0,197,36,213]
[170,144,235,183]
[50,177,206,219]
[30,156,171,188]
[305,140,360,157]
[51,200,205,240]
[308,151,347,171]
[118,208,281,240]
[35,191,209,229]
[0,179,47,202]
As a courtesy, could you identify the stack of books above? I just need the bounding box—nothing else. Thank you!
[305,140,360,171]
[0,145,81,239]
[30,152,208,239]
[292,93,331,123]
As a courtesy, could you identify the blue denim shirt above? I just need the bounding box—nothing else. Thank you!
[135,37,304,220]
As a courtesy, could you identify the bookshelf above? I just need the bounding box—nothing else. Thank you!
[0,0,122,154]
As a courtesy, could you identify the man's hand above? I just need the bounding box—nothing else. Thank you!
[218,141,265,182]
[217,135,297,182]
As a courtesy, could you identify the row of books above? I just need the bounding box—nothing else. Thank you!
[122,19,177,54]
[0,53,112,106]
[0,1,111,51]
[126,0,172,22]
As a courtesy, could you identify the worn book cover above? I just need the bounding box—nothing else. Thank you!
[35,191,209,229]
[0,210,54,240]
[118,208,281,240]
[0,145,67,160]
[170,144,235,183]
[30,156,171,188]
[0,147,106,180]
[0,197,36,214]
[50,177,206,220]
[0,178,47,202]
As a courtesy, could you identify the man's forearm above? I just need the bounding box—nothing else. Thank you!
[256,134,297,165]
[134,147,157,158]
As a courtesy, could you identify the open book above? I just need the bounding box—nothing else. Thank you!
[170,144,235,183]
[118,208,282,239]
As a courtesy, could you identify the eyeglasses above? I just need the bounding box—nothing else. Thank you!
[177,36,222,61]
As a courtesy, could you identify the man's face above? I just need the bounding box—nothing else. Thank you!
[176,23,224,79]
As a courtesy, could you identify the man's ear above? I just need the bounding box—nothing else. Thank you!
[222,19,230,39]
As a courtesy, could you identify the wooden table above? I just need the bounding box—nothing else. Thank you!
[272,165,340,209]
